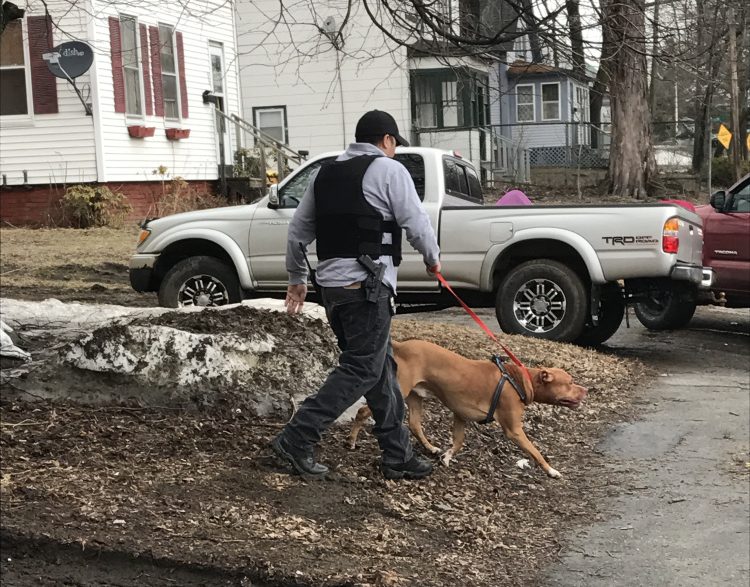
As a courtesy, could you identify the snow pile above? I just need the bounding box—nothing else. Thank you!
[1,298,337,416]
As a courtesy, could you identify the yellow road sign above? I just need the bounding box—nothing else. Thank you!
[747,133,750,152]
[717,124,732,149]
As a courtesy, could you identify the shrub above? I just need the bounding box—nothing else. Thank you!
[151,177,225,217]
[711,157,750,188]
[60,185,132,228]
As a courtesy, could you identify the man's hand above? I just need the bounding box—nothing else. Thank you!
[426,262,441,276]
[285,284,307,315]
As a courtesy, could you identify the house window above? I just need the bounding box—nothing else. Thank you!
[541,82,560,121]
[412,70,487,129]
[254,106,287,144]
[414,76,438,128]
[159,24,180,119]
[120,16,142,115]
[516,84,534,122]
[442,80,463,127]
[0,19,28,116]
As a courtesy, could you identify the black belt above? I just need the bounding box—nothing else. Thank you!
[480,355,527,425]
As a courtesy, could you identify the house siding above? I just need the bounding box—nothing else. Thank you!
[235,0,410,156]
[0,0,97,186]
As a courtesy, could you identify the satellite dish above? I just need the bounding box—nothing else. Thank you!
[43,41,94,79]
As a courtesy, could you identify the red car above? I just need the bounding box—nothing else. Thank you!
[635,173,749,329]
[697,173,750,308]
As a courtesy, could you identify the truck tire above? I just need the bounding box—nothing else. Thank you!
[634,283,697,330]
[158,256,241,308]
[495,259,587,342]
[574,284,625,346]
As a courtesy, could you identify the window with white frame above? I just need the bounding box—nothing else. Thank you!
[442,80,462,127]
[159,24,180,119]
[541,82,560,120]
[119,16,142,115]
[516,84,534,122]
[254,106,287,144]
[0,19,29,116]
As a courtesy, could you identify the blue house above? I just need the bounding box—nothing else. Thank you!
[503,60,598,167]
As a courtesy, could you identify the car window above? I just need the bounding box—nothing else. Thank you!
[729,179,750,213]
[279,157,335,208]
[280,154,425,207]
[444,156,480,204]
[465,166,483,203]
[395,154,425,201]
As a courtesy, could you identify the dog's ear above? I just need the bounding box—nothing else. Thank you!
[539,369,554,383]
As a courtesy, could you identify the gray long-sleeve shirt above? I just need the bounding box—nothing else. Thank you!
[286,143,440,294]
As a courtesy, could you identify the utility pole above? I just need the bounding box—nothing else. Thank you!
[727,6,742,181]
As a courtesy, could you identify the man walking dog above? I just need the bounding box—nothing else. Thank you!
[272,110,441,480]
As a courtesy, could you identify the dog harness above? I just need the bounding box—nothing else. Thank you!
[480,355,528,425]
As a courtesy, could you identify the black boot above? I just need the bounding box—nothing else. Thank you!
[381,454,433,480]
[271,436,328,478]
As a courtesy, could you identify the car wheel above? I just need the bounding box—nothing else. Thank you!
[158,256,241,308]
[495,259,587,342]
[634,283,697,330]
[574,283,625,346]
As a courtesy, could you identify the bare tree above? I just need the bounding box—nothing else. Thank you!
[602,0,656,197]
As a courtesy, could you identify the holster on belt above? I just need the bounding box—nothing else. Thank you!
[357,254,385,304]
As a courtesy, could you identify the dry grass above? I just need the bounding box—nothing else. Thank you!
[0,226,140,293]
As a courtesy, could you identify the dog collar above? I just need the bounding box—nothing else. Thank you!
[480,355,528,424]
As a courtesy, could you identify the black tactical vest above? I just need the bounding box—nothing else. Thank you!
[314,155,403,265]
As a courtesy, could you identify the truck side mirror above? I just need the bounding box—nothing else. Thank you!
[710,190,726,211]
[267,184,280,209]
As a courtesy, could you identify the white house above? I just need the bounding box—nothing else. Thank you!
[233,0,517,182]
[0,0,240,224]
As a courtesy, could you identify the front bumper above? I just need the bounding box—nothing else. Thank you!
[129,253,159,292]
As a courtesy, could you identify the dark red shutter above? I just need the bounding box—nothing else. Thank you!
[175,31,188,118]
[139,24,153,116]
[149,26,164,117]
[109,17,126,114]
[27,15,58,114]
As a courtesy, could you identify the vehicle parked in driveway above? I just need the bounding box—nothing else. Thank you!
[634,174,750,330]
[130,147,707,345]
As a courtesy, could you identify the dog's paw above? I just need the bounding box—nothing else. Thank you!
[546,467,562,478]
[440,451,453,467]
[428,446,442,455]
[515,458,531,470]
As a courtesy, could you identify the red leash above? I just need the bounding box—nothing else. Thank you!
[435,271,532,386]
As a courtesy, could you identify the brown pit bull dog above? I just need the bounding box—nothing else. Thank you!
[349,340,588,478]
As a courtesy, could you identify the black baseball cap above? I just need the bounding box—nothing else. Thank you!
[355,110,410,147]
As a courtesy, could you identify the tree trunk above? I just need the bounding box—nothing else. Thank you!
[520,0,544,62]
[566,0,585,77]
[590,0,612,149]
[604,0,656,197]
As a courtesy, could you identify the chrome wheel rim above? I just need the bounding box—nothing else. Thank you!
[177,274,229,307]
[512,278,567,333]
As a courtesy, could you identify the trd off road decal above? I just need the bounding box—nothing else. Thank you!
[602,236,659,245]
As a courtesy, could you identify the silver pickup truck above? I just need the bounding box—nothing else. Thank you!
[130,147,706,345]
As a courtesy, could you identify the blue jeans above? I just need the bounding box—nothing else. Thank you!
[280,285,413,465]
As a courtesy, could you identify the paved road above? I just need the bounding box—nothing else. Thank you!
[400,306,750,586]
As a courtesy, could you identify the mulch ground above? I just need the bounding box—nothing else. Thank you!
[1,307,647,587]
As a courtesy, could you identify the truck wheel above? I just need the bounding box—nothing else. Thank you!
[574,284,625,346]
[634,284,697,330]
[158,256,241,308]
[496,260,587,342]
